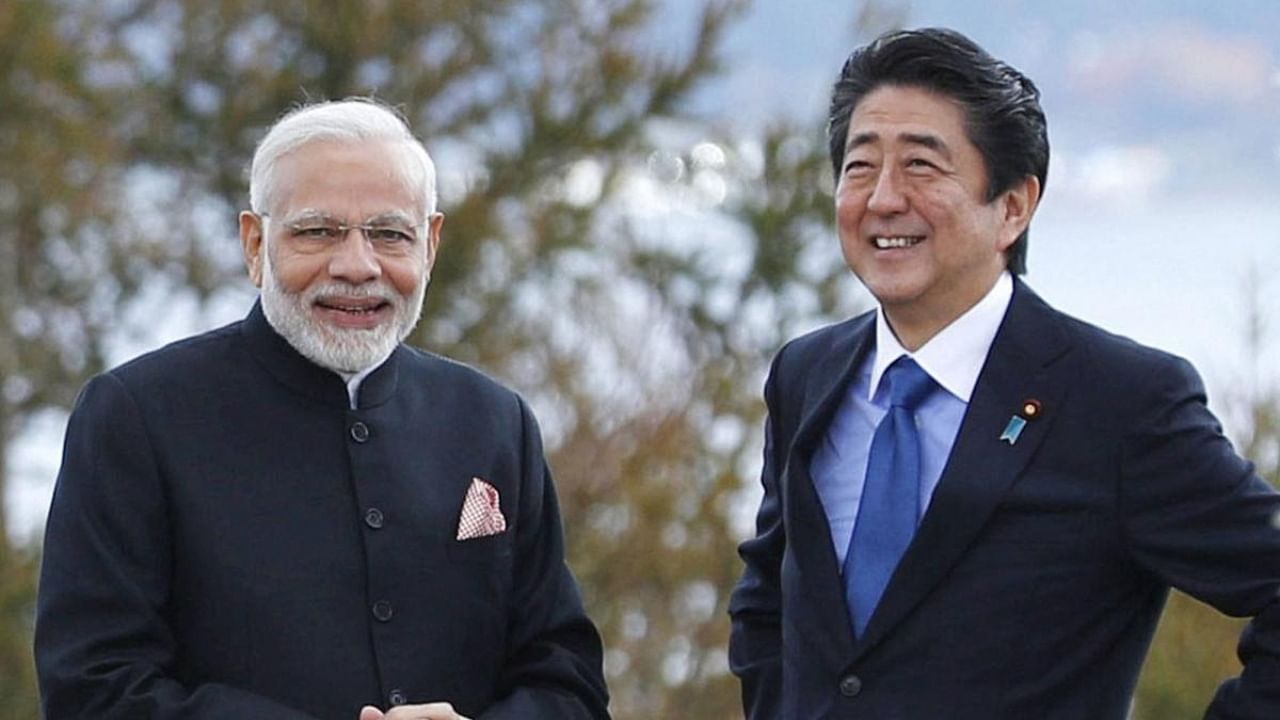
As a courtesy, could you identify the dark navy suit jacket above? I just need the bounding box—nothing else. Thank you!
[729,279,1280,719]
[36,303,609,719]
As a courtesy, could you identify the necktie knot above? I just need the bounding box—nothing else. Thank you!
[886,357,935,411]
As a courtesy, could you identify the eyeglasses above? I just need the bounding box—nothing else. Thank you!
[259,213,425,254]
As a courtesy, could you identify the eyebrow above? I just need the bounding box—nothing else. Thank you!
[279,209,332,225]
[363,211,418,226]
[845,131,952,160]
[282,210,419,226]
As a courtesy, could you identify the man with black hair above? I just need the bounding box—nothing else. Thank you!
[729,27,1280,719]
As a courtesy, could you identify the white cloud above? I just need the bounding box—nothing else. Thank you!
[1067,24,1273,105]
[1054,145,1173,204]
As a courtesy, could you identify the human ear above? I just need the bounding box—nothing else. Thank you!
[239,211,266,287]
[424,212,445,267]
[996,175,1040,252]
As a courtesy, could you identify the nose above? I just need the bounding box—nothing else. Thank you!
[866,166,908,215]
[328,228,381,283]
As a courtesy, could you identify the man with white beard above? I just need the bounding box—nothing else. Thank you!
[35,99,610,720]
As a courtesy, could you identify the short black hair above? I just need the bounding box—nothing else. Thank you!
[827,27,1048,274]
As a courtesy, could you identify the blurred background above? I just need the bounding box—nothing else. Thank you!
[3,0,1277,717]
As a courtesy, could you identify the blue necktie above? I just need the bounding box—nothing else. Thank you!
[844,357,935,637]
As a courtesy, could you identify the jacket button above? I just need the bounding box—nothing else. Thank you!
[372,600,394,622]
[350,421,370,443]
[839,674,862,697]
[388,689,407,706]
[364,507,384,529]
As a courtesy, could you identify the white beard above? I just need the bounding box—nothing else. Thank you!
[259,246,427,374]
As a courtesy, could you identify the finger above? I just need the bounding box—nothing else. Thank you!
[359,706,385,720]
[382,701,461,719]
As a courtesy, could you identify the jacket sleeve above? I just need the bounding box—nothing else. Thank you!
[477,396,610,720]
[728,351,790,720]
[1116,355,1280,718]
[35,373,321,720]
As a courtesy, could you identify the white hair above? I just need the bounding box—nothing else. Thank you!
[248,98,438,217]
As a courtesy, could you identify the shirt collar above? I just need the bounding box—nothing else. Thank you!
[869,271,1013,403]
[337,355,392,410]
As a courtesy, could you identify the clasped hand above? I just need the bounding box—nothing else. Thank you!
[360,702,471,720]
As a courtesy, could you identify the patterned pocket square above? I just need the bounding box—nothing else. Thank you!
[456,477,507,540]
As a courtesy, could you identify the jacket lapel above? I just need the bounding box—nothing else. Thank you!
[852,280,1075,657]
[783,313,875,664]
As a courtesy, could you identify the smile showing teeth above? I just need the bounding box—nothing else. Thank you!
[317,301,386,314]
[873,236,922,249]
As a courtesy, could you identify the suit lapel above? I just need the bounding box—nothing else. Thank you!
[853,281,1075,657]
[782,313,875,666]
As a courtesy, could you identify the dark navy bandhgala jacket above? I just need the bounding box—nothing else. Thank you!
[729,279,1280,719]
[36,303,609,719]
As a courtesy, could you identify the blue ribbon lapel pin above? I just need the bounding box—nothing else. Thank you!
[999,416,1026,445]
[1000,398,1042,445]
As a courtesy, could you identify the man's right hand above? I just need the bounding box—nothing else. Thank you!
[359,702,472,720]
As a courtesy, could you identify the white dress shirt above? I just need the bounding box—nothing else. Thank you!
[811,272,1014,564]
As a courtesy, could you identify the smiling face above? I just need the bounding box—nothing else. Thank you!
[835,84,1038,349]
[239,139,444,373]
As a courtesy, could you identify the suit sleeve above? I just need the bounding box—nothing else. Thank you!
[728,351,789,719]
[1116,356,1280,718]
[35,373,320,720]
[477,397,609,720]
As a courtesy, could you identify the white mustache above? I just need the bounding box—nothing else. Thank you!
[304,283,399,306]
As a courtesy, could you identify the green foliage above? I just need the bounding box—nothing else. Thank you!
[2,3,125,710]
[0,547,39,720]
[1135,592,1246,720]
[1,0,129,483]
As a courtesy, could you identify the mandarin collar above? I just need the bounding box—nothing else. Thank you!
[240,300,402,409]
